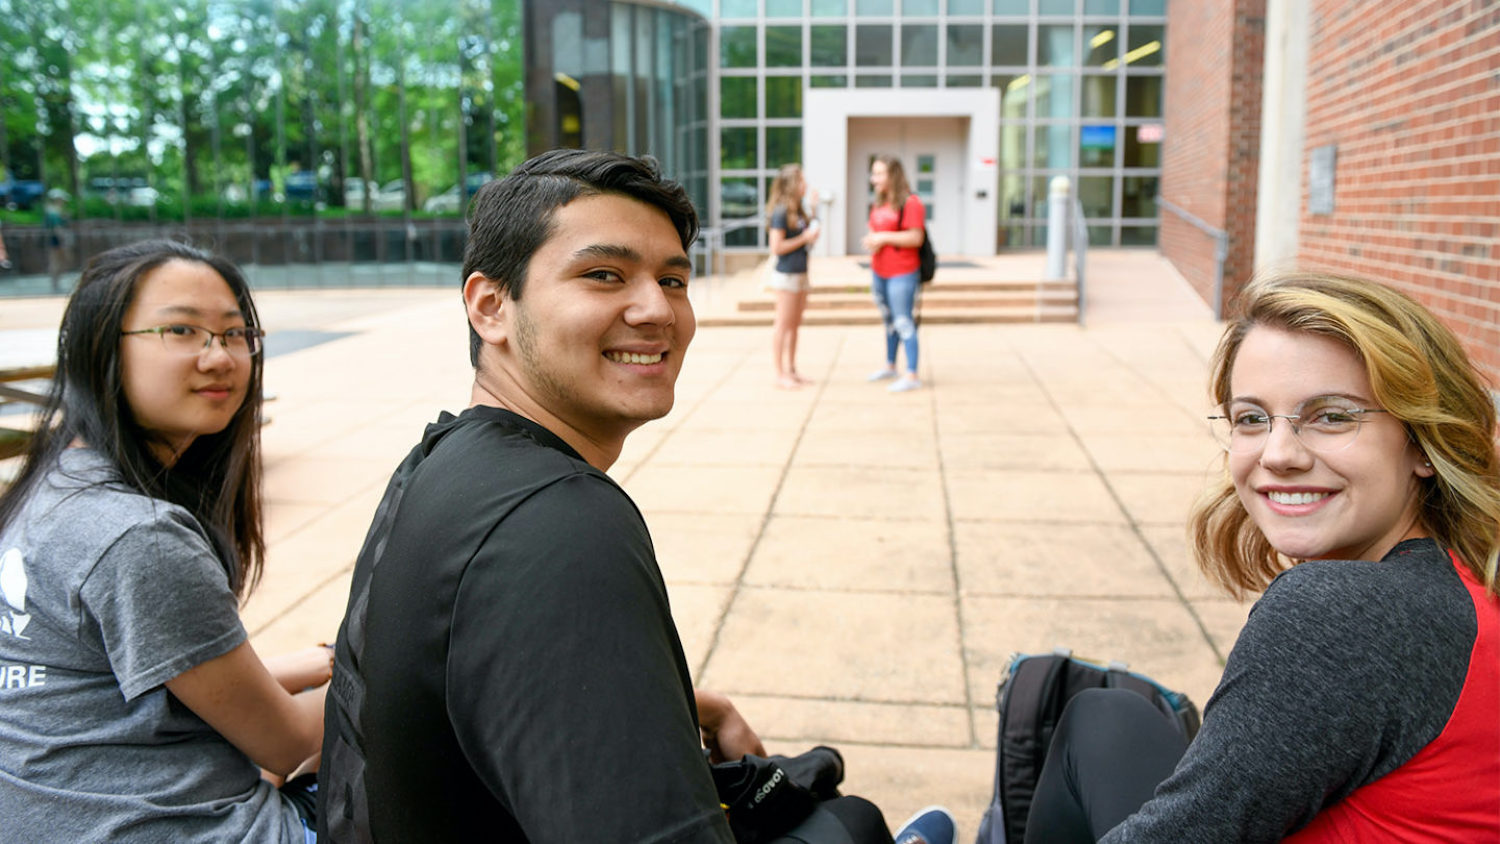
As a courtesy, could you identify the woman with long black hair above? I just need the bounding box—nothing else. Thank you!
[0,240,328,841]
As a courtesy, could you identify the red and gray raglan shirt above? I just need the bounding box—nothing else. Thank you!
[1105,538,1500,842]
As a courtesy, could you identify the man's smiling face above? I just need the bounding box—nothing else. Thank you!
[491,192,695,454]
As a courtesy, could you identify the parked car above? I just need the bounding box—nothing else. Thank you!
[0,179,47,211]
[284,171,321,202]
[344,177,407,212]
[85,177,160,207]
[423,172,494,214]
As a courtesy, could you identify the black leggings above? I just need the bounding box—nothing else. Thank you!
[1023,689,1188,844]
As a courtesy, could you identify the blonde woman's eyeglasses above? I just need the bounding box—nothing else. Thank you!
[1208,397,1388,454]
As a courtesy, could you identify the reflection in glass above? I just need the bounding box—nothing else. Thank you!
[1079,125,1116,166]
[811,75,850,87]
[856,25,894,66]
[721,127,757,169]
[1038,25,1076,67]
[994,0,1029,14]
[902,75,940,87]
[1121,175,1158,217]
[766,26,802,67]
[992,25,1028,66]
[1040,0,1075,14]
[1121,225,1157,246]
[811,26,848,66]
[1083,26,1118,66]
[1129,0,1167,15]
[767,0,805,17]
[947,25,984,66]
[949,0,986,13]
[721,0,756,16]
[1081,74,1117,117]
[857,0,896,14]
[1124,127,1161,167]
[1085,0,1121,12]
[906,0,941,13]
[856,74,894,87]
[766,76,803,118]
[812,0,850,15]
[767,127,802,166]
[947,75,983,87]
[999,123,1026,170]
[1125,75,1162,116]
[902,25,939,66]
[720,25,757,68]
[1077,175,1113,218]
[1034,74,1074,118]
[1032,126,1072,168]
[721,77,757,119]
[1125,25,1164,67]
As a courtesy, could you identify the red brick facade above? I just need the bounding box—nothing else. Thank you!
[1159,0,1266,316]
[1299,0,1500,381]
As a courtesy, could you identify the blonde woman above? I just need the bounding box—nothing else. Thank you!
[1018,271,1500,841]
[766,164,819,389]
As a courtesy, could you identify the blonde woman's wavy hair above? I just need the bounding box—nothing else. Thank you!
[1188,270,1500,599]
[766,163,806,230]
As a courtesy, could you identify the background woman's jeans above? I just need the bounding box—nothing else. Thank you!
[871,270,920,372]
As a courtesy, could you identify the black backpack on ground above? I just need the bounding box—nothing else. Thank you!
[975,649,1202,844]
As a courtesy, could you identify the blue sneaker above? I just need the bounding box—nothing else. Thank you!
[894,805,958,844]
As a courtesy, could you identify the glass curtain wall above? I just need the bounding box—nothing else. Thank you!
[0,0,526,293]
[609,2,712,229]
[714,0,1166,250]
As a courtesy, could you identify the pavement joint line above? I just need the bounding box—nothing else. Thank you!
[928,342,978,748]
[690,335,845,683]
[1017,350,1227,667]
[244,563,355,640]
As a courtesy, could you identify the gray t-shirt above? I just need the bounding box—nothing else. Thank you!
[0,449,304,842]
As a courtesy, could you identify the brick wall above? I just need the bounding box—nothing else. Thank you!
[1160,0,1267,316]
[1299,0,1500,383]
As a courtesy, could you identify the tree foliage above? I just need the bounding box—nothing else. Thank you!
[0,0,525,221]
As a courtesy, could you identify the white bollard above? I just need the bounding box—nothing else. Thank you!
[1045,175,1071,281]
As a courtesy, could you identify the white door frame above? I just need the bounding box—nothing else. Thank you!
[803,88,1000,258]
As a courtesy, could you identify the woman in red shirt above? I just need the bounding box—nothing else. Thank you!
[861,155,926,393]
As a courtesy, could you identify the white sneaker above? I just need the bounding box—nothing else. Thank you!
[867,368,898,382]
[888,375,921,393]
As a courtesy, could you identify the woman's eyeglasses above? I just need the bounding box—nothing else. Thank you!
[121,324,265,357]
[1208,397,1388,454]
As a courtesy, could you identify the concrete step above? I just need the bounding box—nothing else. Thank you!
[806,279,1076,295]
[700,304,1080,328]
[737,289,1078,312]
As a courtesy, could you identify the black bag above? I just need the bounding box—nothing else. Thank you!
[896,201,936,284]
[712,746,848,844]
[975,649,1201,844]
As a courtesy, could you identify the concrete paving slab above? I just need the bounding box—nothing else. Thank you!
[649,512,764,585]
[954,522,1178,598]
[945,468,1126,523]
[702,587,966,704]
[775,465,948,521]
[744,515,954,593]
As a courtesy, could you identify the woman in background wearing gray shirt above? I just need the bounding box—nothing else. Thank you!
[0,240,329,842]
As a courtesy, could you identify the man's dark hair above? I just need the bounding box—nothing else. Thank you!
[461,149,699,365]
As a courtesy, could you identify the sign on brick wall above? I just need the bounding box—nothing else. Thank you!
[1308,144,1337,216]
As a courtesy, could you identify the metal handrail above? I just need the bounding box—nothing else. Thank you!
[1156,195,1229,320]
[1070,196,1089,327]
